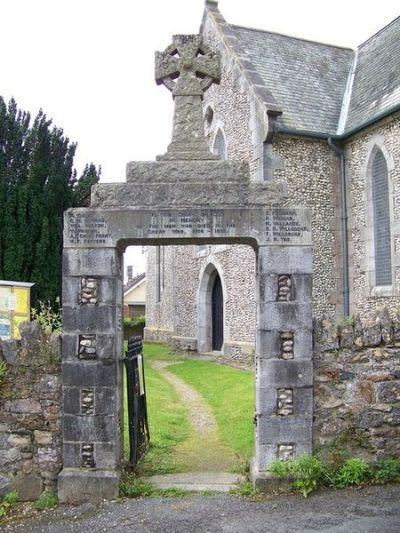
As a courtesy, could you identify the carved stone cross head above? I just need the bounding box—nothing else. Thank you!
[155,34,220,97]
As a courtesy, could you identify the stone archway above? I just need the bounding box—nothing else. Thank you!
[197,261,226,353]
[58,34,314,503]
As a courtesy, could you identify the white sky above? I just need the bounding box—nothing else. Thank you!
[1,0,399,276]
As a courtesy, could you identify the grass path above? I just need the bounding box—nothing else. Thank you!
[151,360,237,472]
[130,343,254,477]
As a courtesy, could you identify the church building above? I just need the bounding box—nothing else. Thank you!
[145,1,400,361]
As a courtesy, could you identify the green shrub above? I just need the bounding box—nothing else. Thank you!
[35,492,58,510]
[0,490,19,517]
[123,315,145,329]
[31,299,62,334]
[269,454,329,497]
[373,458,400,483]
[0,361,7,386]
[120,475,154,498]
[333,458,371,488]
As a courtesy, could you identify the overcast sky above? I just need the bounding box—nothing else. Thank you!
[1,0,399,275]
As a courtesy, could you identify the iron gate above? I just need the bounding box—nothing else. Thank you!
[124,336,150,468]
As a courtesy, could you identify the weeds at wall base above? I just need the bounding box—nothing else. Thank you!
[269,454,400,497]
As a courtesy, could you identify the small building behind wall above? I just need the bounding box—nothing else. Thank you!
[123,272,146,318]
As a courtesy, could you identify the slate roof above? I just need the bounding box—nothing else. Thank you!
[345,17,400,133]
[123,272,146,294]
[210,6,400,137]
[232,25,353,135]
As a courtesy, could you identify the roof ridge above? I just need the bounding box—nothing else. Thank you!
[357,15,400,48]
[231,24,353,51]
[336,49,359,135]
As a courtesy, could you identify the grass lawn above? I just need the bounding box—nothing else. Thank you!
[124,343,190,475]
[123,342,254,475]
[168,359,254,461]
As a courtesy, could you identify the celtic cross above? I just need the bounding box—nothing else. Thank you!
[155,35,221,160]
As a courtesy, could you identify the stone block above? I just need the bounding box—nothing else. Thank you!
[63,387,80,415]
[126,159,249,183]
[292,274,312,303]
[62,333,115,361]
[63,414,116,442]
[377,381,400,403]
[63,248,117,277]
[257,359,313,388]
[256,386,313,417]
[95,442,120,469]
[259,246,313,274]
[255,388,277,416]
[62,361,117,387]
[33,430,52,445]
[0,339,18,365]
[95,388,116,415]
[58,468,120,504]
[258,273,279,303]
[254,441,312,471]
[259,302,312,330]
[62,442,81,468]
[256,329,281,358]
[257,415,313,444]
[3,399,41,414]
[99,278,117,304]
[62,277,80,306]
[62,305,115,333]
[14,473,43,501]
[294,330,313,359]
[0,475,12,498]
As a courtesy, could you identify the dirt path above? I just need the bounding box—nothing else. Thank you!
[151,361,237,472]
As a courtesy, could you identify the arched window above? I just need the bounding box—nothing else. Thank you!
[213,129,227,159]
[371,149,392,286]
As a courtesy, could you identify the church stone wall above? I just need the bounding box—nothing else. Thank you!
[272,137,341,320]
[345,116,400,319]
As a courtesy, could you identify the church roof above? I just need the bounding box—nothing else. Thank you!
[204,2,400,137]
[344,17,400,134]
[232,25,353,135]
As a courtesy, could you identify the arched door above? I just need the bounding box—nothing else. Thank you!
[212,273,223,351]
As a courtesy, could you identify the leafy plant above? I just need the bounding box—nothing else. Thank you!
[269,454,329,497]
[373,458,400,483]
[31,298,62,334]
[120,475,154,498]
[230,481,261,499]
[123,315,146,328]
[35,491,58,510]
[0,361,8,386]
[333,458,371,488]
[0,490,18,517]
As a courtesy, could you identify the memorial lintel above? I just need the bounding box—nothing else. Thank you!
[64,207,311,248]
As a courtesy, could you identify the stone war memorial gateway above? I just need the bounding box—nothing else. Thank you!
[59,34,313,502]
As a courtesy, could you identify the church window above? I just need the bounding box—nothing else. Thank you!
[213,128,227,159]
[371,149,392,286]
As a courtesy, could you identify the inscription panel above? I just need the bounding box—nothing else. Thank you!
[64,207,311,247]
[67,213,112,246]
[265,209,310,245]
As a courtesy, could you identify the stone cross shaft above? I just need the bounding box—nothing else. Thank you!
[155,34,220,160]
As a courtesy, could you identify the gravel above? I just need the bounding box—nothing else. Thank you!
[3,484,400,532]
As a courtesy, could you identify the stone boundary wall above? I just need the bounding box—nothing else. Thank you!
[0,322,62,500]
[314,308,400,461]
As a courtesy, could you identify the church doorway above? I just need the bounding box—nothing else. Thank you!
[212,272,223,351]
[197,262,225,353]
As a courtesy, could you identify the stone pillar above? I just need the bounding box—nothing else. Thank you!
[251,245,313,486]
[58,247,123,503]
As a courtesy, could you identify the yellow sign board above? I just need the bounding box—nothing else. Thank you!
[0,281,34,340]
